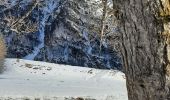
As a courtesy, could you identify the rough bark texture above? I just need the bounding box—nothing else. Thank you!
[113,0,169,100]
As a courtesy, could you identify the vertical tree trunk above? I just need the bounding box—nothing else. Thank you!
[100,0,107,51]
[112,0,169,100]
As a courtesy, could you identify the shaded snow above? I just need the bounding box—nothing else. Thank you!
[0,58,128,100]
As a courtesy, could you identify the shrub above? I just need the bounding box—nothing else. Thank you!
[0,36,6,73]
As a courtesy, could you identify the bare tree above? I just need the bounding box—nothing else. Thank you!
[99,0,108,52]
[2,0,39,33]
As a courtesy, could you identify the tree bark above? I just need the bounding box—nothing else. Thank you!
[100,0,107,51]
[112,0,169,100]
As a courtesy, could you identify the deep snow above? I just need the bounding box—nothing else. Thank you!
[0,58,127,100]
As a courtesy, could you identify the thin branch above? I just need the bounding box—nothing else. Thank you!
[11,0,38,28]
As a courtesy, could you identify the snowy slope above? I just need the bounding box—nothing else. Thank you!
[0,59,127,100]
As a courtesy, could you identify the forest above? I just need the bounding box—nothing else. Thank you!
[0,0,169,100]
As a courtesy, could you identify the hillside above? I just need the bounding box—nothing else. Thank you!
[0,59,127,100]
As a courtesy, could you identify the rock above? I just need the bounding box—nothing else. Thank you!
[33,67,39,70]
[25,63,33,68]
[47,67,52,71]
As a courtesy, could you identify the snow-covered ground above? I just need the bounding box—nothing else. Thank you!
[0,59,128,100]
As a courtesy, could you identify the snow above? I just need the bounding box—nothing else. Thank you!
[0,58,128,100]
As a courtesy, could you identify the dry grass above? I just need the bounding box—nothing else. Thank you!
[0,36,6,73]
[160,0,170,17]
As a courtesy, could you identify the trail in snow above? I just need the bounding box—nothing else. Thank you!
[24,0,57,60]
[0,58,128,100]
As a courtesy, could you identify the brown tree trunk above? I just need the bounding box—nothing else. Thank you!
[112,0,169,100]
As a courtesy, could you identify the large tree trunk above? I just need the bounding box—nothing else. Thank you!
[112,0,169,100]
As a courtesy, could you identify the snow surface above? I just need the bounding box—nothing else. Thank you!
[0,58,128,100]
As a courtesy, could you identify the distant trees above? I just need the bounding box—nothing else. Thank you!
[4,1,38,33]
[0,0,39,72]
[1,0,39,34]
[0,0,40,73]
